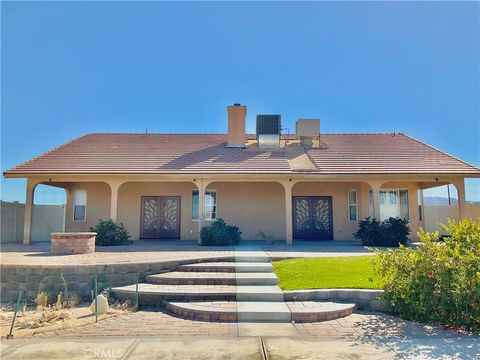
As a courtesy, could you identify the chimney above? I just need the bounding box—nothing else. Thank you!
[227,103,247,148]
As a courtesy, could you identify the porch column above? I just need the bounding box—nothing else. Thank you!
[368,182,382,220]
[453,179,467,219]
[108,181,123,222]
[282,181,294,245]
[197,179,206,245]
[23,179,37,245]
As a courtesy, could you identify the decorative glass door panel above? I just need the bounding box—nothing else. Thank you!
[141,196,181,239]
[293,196,333,240]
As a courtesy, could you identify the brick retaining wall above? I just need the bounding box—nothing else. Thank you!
[0,256,235,303]
[283,289,390,312]
[51,232,96,255]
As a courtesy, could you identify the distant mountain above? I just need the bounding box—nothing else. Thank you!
[424,196,458,205]
[423,196,480,205]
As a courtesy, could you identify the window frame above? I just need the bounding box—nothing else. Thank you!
[348,189,358,222]
[369,188,409,220]
[192,189,217,221]
[73,189,87,222]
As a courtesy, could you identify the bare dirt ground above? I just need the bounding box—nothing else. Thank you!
[0,302,130,339]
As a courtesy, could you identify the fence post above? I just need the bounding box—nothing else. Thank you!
[94,273,98,323]
[7,290,23,339]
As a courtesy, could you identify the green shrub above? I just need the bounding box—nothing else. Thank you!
[200,218,242,246]
[353,217,410,247]
[372,218,480,332]
[90,219,132,246]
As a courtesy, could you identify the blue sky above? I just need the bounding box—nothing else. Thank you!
[2,1,479,204]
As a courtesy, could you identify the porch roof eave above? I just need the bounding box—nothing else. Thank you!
[4,170,480,183]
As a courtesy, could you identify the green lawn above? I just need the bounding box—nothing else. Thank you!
[272,256,382,290]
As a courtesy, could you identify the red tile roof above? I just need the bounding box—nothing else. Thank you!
[308,134,480,174]
[5,133,479,176]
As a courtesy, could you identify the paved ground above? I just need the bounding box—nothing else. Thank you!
[4,309,476,359]
[0,240,372,266]
[2,332,479,359]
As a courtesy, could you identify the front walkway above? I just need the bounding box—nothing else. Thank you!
[3,310,478,359]
[0,240,372,266]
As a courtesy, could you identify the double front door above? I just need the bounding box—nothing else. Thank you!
[140,196,181,239]
[293,196,333,240]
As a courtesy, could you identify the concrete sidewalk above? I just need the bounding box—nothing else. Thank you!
[2,335,479,360]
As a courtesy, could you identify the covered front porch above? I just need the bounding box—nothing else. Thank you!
[19,174,470,245]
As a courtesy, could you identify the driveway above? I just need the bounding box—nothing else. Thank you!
[2,310,478,359]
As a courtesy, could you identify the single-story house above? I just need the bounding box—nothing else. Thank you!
[4,104,480,244]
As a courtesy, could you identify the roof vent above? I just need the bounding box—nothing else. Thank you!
[256,115,281,148]
[296,119,320,147]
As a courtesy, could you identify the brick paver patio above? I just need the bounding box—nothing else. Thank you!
[28,309,467,340]
[0,240,371,267]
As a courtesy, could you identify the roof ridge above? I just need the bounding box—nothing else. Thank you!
[320,132,399,135]
[4,133,90,175]
[401,133,480,171]
[84,132,228,136]
[80,132,400,136]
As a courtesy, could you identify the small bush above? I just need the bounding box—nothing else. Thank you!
[372,218,480,332]
[200,218,242,246]
[90,219,131,246]
[353,217,410,247]
[35,292,49,308]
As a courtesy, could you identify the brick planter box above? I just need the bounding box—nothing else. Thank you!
[51,232,97,255]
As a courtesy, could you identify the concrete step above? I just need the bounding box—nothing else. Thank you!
[287,301,356,322]
[236,301,291,322]
[234,252,270,263]
[235,273,278,286]
[178,262,273,273]
[146,272,236,285]
[111,283,236,303]
[236,286,284,301]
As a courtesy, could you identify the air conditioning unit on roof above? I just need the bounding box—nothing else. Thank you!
[256,115,281,149]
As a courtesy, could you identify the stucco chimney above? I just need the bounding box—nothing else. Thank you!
[227,104,247,148]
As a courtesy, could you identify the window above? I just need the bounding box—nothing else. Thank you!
[73,189,87,221]
[192,190,217,220]
[368,188,409,221]
[399,189,409,220]
[348,189,358,221]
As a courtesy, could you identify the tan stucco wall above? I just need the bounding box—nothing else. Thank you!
[62,179,424,242]
[211,182,286,240]
[65,182,111,232]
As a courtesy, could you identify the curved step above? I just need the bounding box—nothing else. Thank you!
[165,300,354,323]
[287,301,356,322]
[166,301,237,321]
[111,284,236,303]
[146,272,236,285]
[178,262,273,273]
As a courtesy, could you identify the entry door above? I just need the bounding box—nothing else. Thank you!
[293,196,333,240]
[140,196,181,239]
